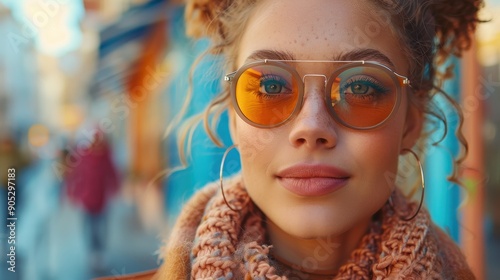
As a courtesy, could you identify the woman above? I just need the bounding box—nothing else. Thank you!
[109,0,483,279]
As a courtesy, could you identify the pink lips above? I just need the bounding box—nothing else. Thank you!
[276,164,350,196]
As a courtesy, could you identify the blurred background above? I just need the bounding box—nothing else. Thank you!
[0,0,499,279]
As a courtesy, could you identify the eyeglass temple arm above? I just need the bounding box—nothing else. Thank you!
[394,72,410,87]
[224,72,237,82]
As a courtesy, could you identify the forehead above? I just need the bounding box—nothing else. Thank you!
[237,0,408,73]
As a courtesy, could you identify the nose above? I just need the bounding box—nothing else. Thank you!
[288,77,338,149]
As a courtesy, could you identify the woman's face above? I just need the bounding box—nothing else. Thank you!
[230,0,422,238]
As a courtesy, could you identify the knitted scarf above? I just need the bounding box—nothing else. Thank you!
[153,176,475,280]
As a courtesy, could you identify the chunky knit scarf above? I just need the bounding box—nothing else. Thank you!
[153,176,475,280]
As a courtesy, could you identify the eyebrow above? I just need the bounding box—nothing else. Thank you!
[244,48,396,69]
[245,49,296,61]
[336,49,396,69]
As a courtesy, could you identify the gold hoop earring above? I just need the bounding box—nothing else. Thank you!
[401,148,425,221]
[220,144,240,211]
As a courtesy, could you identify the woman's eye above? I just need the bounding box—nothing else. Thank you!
[258,75,290,95]
[350,83,369,95]
[341,77,388,97]
[260,81,283,94]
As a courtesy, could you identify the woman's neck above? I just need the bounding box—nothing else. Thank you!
[266,217,372,275]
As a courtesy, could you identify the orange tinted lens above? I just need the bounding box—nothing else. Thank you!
[235,64,299,126]
[330,66,397,128]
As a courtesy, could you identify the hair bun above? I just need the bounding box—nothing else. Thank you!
[431,0,484,59]
[185,0,231,39]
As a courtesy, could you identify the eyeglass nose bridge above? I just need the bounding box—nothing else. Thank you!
[301,74,328,87]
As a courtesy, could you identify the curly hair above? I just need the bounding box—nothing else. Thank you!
[173,0,483,187]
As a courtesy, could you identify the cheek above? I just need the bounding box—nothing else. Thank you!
[349,122,406,191]
[234,119,280,175]
[233,119,285,207]
[354,135,396,162]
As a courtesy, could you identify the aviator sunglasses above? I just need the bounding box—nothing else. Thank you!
[224,59,411,130]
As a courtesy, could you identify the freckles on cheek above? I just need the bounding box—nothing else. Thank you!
[236,127,259,163]
[236,124,278,161]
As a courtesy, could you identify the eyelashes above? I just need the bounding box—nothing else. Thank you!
[339,76,390,99]
[246,73,293,99]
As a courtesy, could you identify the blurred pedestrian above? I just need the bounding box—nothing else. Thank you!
[64,131,120,272]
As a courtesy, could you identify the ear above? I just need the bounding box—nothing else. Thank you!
[401,98,424,151]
